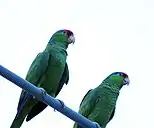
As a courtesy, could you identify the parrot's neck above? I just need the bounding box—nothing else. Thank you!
[48,38,69,49]
[99,80,122,94]
[55,41,68,49]
[46,43,68,56]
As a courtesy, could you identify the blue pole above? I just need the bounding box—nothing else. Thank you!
[0,65,101,128]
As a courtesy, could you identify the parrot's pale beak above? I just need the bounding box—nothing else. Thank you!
[124,77,130,86]
[68,35,75,44]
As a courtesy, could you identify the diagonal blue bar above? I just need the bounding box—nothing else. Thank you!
[0,65,101,128]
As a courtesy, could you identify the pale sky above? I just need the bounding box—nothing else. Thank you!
[0,0,154,128]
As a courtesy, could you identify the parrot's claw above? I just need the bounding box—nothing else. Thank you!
[57,99,65,109]
[53,100,65,112]
[93,122,101,128]
[37,88,47,100]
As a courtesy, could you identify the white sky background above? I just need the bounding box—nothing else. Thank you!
[0,0,154,127]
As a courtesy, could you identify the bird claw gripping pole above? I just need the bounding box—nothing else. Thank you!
[93,122,101,128]
[36,88,65,112]
[35,88,47,101]
[78,122,101,128]
[57,99,65,108]
[54,99,65,112]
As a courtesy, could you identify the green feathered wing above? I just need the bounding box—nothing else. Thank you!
[26,63,69,121]
[73,85,118,128]
[10,44,69,128]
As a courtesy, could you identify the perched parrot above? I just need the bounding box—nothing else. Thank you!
[73,72,130,128]
[10,29,75,128]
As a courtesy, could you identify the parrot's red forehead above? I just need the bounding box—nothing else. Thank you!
[64,29,73,36]
[122,73,128,78]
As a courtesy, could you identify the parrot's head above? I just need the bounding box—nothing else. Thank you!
[106,72,130,89]
[49,29,75,48]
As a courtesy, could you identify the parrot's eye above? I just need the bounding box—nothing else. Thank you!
[116,72,121,75]
[110,72,129,81]
[112,72,125,77]
[119,73,124,77]
[119,73,123,76]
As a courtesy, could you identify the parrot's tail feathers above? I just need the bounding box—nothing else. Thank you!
[26,102,47,122]
[73,123,83,128]
[17,95,31,117]
[76,125,83,128]
[10,114,26,128]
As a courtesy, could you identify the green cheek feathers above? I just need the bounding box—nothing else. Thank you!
[110,75,124,84]
[53,34,68,42]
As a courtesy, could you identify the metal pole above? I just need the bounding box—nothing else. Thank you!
[0,65,101,128]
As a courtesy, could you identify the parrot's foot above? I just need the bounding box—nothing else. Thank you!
[93,122,101,128]
[37,88,47,100]
[57,99,65,109]
[53,99,65,112]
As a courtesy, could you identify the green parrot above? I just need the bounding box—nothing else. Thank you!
[10,29,75,128]
[73,72,130,128]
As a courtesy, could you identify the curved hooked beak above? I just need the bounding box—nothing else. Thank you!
[124,77,130,86]
[68,35,75,44]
